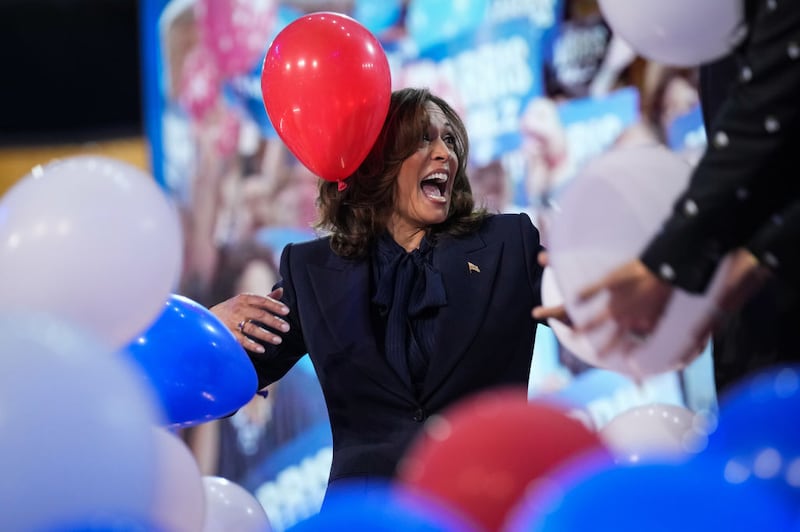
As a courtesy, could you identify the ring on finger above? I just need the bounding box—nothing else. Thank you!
[237,319,248,332]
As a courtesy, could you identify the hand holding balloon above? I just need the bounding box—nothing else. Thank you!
[544,145,724,379]
[576,259,673,354]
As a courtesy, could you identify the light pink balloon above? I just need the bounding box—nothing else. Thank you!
[196,0,277,78]
[202,476,272,532]
[600,403,711,464]
[0,156,183,349]
[597,0,744,67]
[151,428,206,532]
[540,266,595,362]
[546,144,733,380]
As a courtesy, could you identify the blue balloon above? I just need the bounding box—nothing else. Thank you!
[47,517,168,532]
[506,461,796,531]
[713,364,800,454]
[287,480,477,531]
[125,294,258,427]
[697,364,800,513]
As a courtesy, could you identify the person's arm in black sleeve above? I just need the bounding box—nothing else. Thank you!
[247,243,308,389]
[642,1,800,293]
[747,200,800,287]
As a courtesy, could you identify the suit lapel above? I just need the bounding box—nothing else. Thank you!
[423,231,503,400]
[306,255,414,402]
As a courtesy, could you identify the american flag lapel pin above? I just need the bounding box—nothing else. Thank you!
[467,261,481,274]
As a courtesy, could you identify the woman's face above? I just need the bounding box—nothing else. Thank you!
[389,101,458,239]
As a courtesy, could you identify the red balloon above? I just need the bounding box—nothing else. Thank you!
[261,12,391,183]
[397,388,609,531]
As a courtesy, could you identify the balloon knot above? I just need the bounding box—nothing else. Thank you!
[338,180,348,192]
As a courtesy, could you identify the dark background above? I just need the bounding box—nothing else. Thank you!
[0,0,142,144]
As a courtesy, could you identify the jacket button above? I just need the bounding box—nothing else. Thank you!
[413,408,426,422]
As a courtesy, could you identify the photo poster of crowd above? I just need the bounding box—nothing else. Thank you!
[140,0,714,528]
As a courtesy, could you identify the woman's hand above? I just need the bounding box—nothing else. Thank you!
[531,251,573,326]
[210,287,290,353]
[531,303,572,325]
[577,259,673,354]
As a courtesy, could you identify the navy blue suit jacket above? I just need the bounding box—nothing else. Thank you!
[248,213,544,483]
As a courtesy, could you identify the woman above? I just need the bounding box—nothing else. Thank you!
[211,87,547,493]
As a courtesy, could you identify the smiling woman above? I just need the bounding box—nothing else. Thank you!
[208,87,555,505]
[389,101,458,249]
[315,88,485,257]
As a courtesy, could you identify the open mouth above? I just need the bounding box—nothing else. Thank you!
[420,172,448,202]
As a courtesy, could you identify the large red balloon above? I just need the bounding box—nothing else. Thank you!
[397,388,609,531]
[261,12,391,183]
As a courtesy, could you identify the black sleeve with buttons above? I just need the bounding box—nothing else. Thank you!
[641,0,800,293]
[747,200,800,285]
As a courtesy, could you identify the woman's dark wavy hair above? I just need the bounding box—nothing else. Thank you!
[316,87,488,258]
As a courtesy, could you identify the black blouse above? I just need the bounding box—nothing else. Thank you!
[371,232,447,396]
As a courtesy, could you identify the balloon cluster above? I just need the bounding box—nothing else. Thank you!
[510,366,800,531]
[0,9,395,527]
[288,369,800,530]
[0,156,264,530]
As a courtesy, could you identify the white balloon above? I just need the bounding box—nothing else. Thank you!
[598,0,744,67]
[600,403,711,464]
[0,313,164,531]
[203,476,272,532]
[547,144,731,380]
[0,155,183,348]
[151,428,206,532]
